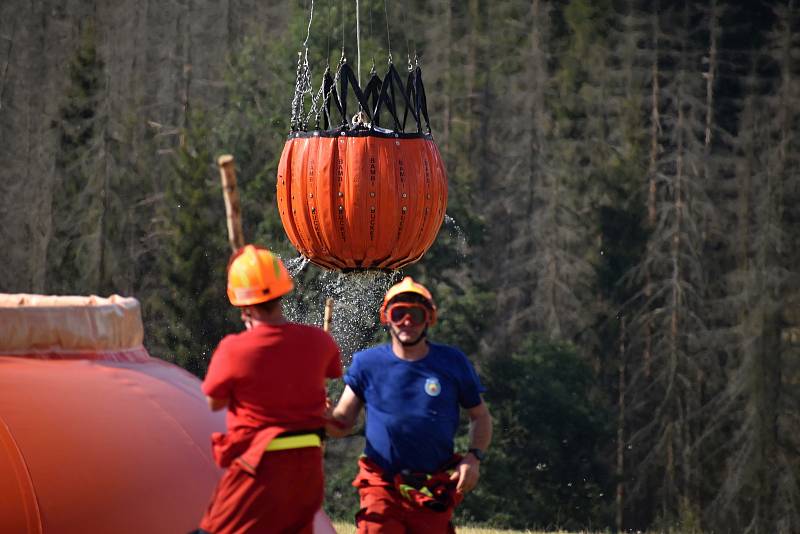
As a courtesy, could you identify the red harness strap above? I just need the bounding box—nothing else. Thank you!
[353,455,464,512]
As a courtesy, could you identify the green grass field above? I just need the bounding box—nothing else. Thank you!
[332,521,578,533]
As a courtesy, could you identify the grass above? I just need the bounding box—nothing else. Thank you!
[332,521,580,533]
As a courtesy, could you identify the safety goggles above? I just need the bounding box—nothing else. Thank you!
[386,303,430,326]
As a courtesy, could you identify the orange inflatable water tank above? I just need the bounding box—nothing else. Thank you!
[277,63,448,270]
[0,294,224,534]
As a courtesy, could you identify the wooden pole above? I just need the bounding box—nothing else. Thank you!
[218,154,245,251]
[323,298,334,332]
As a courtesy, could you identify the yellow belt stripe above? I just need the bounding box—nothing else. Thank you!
[265,433,321,452]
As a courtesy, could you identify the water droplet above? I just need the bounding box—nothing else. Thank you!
[443,214,469,259]
[281,263,398,364]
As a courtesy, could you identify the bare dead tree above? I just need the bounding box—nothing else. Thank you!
[626,2,716,529]
[710,3,800,532]
[483,0,555,349]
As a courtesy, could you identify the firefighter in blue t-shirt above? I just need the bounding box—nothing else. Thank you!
[327,276,493,533]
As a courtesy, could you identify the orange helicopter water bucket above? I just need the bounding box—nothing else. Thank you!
[277,62,448,270]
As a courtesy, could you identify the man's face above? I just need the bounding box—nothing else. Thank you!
[386,298,431,346]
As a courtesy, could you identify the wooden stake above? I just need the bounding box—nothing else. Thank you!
[323,298,334,332]
[218,154,245,251]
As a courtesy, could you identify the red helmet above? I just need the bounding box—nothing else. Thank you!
[379,276,437,325]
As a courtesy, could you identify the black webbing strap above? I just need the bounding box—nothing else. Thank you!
[307,62,431,134]
[321,68,342,130]
[408,66,431,133]
[372,63,421,132]
[372,75,401,130]
[338,63,374,127]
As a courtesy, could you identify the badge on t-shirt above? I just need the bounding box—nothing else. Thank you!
[424,377,442,397]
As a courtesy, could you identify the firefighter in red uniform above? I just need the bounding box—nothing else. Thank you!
[327,277,493,533]
[196,245,342,534]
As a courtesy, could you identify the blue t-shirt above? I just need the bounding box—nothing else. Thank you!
[344,342,485,476]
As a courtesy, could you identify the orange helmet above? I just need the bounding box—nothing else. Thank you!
[227,245,294,306]
[380,276,437,325]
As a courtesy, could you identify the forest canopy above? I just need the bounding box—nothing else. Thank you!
[1,1,799,532]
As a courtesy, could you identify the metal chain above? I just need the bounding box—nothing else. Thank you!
[291,47,313,131]
[305,52,346,129]
[291,0,316,131]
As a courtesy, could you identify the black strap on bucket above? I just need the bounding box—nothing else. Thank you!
[302,62,432,135]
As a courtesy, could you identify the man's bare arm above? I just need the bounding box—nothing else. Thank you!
[207,396,229,411]
[326,385,364,438]
[467,401,493,452]
[451,400,493,493]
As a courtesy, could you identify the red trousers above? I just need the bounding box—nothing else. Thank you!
[356,484,456,533]
[353,458,458,534]
[200,447,323,534]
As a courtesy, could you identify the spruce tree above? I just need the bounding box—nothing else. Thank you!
[46,20,152,299]
[147,115,234,376]
[47,21,110,295]
[464,336,613,530]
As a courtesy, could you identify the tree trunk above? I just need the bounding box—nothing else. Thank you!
[645,6,661,378]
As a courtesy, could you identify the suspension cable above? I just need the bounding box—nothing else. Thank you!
[340,0,345,60]
[400,0,413,70]
[326,0,332,65]
[303,0,314,48]
[383,0,392,64]
[368,0,375,73]
[356,0,361,86]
